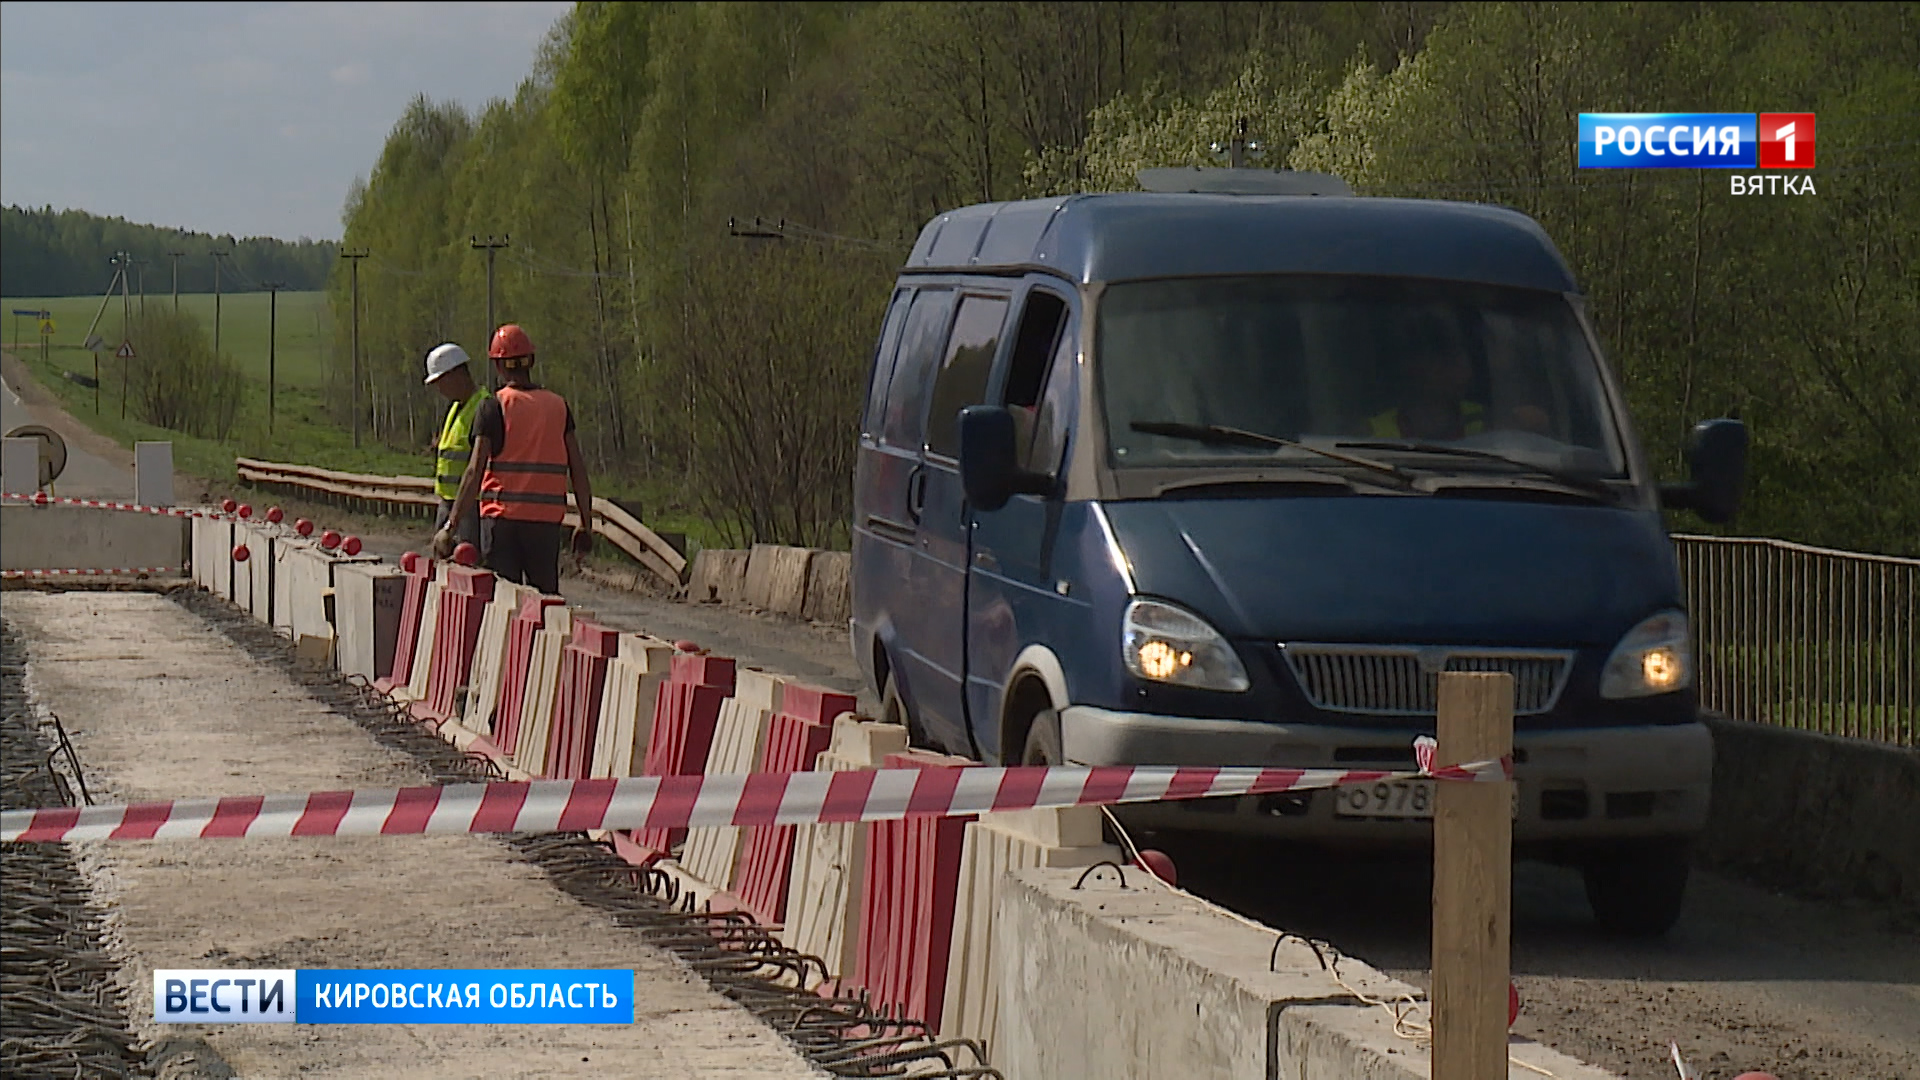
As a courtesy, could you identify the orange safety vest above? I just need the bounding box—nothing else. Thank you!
[480,386,571,523]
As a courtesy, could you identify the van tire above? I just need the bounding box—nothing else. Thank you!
[1582,840,1692,937]
[881,672,935,752]
[1021,708,1065,767]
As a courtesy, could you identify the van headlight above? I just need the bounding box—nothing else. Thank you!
[1599,610,1694,698]
[1122,598,1250,692]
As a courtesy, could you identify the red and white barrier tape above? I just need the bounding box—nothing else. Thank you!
[2,565,188,579]
[0,491,232,520]
[0,756,1510,842]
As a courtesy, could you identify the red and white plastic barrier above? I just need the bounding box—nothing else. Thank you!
[1,755,1511,842]
[0,491,232,519]
[2,565,188,578]
[734,684,852,925]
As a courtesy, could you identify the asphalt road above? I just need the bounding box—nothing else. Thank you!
[2,364,134,498]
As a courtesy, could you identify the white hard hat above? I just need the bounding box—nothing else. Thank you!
[424,343,470,384]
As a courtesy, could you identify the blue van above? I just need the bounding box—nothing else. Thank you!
[849,177,1747,935]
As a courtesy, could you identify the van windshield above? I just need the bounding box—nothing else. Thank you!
[1097,275,1629,478]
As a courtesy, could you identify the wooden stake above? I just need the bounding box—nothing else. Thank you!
[1432,671,1514,1080]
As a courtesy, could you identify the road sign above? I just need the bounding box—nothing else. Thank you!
[39,319,56,336]
[116,340,136,360]
[13,308,49,318]
[84,335,104,352]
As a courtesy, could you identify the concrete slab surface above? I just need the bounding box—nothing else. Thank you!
[3,591,822,1079]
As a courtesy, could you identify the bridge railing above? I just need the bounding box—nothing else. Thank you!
[1674,534,1918,746]
[233,456,688,590]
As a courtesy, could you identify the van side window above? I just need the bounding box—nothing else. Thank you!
[923,293,1011,459]
[882,289,957,449]
[861,289,914,437]
[1025,324,1077,475]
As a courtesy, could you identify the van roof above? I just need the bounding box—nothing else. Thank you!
[902,193,1580,294]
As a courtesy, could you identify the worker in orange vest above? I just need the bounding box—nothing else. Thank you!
[435,324,593,595]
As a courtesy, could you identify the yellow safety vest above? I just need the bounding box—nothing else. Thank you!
[435,388,490,500]
[1369,400,1485,439]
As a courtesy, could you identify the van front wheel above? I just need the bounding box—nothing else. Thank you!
[1021,708,1064,767]
[1582,840,1692,937]
[881,673,935,752]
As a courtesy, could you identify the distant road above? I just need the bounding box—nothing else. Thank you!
[1,356,134,499]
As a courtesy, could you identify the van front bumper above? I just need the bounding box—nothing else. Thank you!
[1059,705,1712,846]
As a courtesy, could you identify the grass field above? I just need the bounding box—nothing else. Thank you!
[6,290,429,481]
[5,290,727,553]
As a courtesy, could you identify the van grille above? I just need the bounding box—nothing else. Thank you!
[1279,645,1573,716]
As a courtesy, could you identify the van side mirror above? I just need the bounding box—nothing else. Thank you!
[1658,418,1748,524]
[959,406,1053,512]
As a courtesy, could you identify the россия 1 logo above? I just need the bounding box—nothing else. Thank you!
[1578,112,1815,194]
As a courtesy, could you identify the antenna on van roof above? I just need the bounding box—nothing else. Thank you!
[1137,116,1354,196]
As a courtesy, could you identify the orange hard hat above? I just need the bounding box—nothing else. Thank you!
[489,324,534,361]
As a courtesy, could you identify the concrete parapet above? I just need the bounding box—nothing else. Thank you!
[0,502,187,573]
[1704,714,1920,920]
[992,868,1615,1080]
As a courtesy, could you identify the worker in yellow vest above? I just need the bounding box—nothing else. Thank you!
[436,324,593,595]
[424,343,489,549]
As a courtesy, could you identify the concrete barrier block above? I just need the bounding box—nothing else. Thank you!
[333,562,406,683]
[764,546,813,617]
[681,669,785,890]
[741,544,780,610]
[688,548,749,604]
[942,811,1120,1056]
[248,527,277,625]
[993,868,1617,1080]
[0,503,187,573]
[285,545,335,644]
[191,513,226,590]
[134,441,173,507]
[1,437,37,495]
[780,739,890,981]
[801,550,851,626]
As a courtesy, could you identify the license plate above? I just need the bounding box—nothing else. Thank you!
[1332,780,1520,819]
[1334,779,1437,818]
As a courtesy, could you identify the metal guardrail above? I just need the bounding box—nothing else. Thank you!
[1674,534,1918,747]
[234,457,688,590]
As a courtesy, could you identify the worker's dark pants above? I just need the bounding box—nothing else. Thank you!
[481,516,564,596]
[434,498,481,548]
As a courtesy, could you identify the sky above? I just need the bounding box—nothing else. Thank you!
[0,1,571,243]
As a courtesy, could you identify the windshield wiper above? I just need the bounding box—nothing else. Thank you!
[1131,421,1416,485]
[1332,440,1621,500]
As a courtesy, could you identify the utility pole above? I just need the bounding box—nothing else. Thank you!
[209,249,231,359]
[131,258,149,315]
[167,250,188,312]
[340,248,369,448]
[470,234,510,387]
[262,281,285,432]
[117,253,132,419]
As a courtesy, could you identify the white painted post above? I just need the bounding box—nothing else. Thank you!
[1,437,39,495]
[135,441,174,507]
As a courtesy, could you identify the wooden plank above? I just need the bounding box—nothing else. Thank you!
[1432,671,1514,1080]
